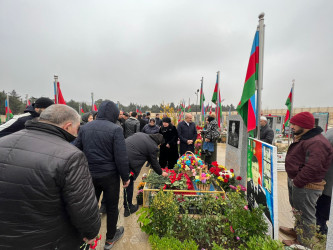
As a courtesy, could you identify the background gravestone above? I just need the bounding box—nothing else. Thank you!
[274,115,284,134]
[313,113,329,133]
[225,115,248,186]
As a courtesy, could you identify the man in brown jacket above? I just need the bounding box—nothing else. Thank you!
[279,112,333,246]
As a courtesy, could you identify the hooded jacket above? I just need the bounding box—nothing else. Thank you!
[125,132,163,178]
[0,105,39,138]
[0,120,100,249]
[74,101,130,181]
[285,127,333,188]
[125,117,140,138]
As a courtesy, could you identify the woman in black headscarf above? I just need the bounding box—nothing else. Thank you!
[159,117,179,169]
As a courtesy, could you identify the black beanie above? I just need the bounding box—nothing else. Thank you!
[162,117,171,123]
[149,133,164,145]
[208,116,215,122]
[34,97,54,109]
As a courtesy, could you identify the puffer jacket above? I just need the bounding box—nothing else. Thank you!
[0,105,39,138]
[285,127,333,188]
[126,132,163,179]
[74,101,130,181]
[0,120,101,249]
[125,117,140,138]
[142,124,160,134]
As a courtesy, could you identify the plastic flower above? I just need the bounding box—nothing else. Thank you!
[229,185,237,190]
[201,179,206,184]
[240,185,247,192]
[223,179,228,183]
[230,169,234,173]
[243,205,248,210]
[201,173,206,178]
[195,176,200,180]
[236,176,242,181]
[236,236,240,240]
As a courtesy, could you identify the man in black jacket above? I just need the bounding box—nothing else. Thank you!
[75,101,130,250]
[0,104,101,249]
[177,113,197,155]
[124,132,168,217]
[260,116,274,144]
[0,97,54,138]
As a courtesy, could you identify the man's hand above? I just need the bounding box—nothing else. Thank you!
[123,179,130,188]
[166,143,170,148]
[205,138,210,142]
[162,171,169,177]
[83,237,95,245]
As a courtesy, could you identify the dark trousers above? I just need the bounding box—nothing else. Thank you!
[316,194,331,235]
[159,145,178,169]
[93,173,120,240]
[123,176,134,209]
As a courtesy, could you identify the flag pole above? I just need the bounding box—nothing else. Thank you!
[200,77,204,123]
[6,94,10,120]
[217,71,220,127]
[91,92,94,111]
[288,79,295,145]
[54,75,58,104]
[26,94,29,106]
[257,12,265,139]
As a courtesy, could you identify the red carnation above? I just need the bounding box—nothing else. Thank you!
[224,179,228,183]
[230,169,234,173]
[225,174,230,179]
[236,176,242,181]
[211,161,218,167]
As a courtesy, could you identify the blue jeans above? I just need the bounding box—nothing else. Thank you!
[203,141,214,152]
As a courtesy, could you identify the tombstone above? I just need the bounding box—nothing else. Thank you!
[274,115,284,134]
[225,115,248,186]
[327,197,333,249]
[313,113,329,133]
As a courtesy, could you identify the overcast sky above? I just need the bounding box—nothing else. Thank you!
[1,0,332,109]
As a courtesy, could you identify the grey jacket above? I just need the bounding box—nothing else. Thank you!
[323,128,333,197]
[124,117,140,138]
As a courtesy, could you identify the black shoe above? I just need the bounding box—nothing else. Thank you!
[104,226,124,249]
[124,204,138,217]
[99,204,106,214]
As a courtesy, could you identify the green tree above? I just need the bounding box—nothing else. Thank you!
[0,91,6,115]
[8,90,25,114]
[67,99,80,113]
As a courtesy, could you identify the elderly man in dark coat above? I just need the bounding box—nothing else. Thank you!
[0,104,101,249]
[260,116,274,144]
[74,101,130,249]
[124,132,168,217]
[177,113,197,155]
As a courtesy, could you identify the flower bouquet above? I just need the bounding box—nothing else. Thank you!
[136,181,145,205]
[193,169,212,191]
[176,151,205,176]
[209,161,243,192]
[194,138,202,156]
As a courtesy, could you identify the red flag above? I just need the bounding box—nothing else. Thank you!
[57,82,66,105]
[93,103,98,111]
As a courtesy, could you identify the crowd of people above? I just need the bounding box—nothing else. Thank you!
[0,98,221,249]
[0,98,332,249]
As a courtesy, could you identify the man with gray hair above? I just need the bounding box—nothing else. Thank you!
[260,116,274,144]
[0,104,101,249]
[177,113,197,155]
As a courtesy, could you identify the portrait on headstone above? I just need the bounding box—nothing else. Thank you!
[228,120,240,148]
[267,117,273,129]
[263,146,272,193]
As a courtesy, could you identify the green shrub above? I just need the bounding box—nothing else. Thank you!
[149,234,199,250]
[240,235,284,250]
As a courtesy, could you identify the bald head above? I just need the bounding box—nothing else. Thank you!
[185,113,193,123]
[39,104,81,136]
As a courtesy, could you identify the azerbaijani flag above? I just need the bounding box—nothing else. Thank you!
[236,30,259,133]
[57,82,66,105]
[93,103,98,111]
[187,104,191,112]
[283,88,293,129]
[211,74,222,127]
[5,99,13,121]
